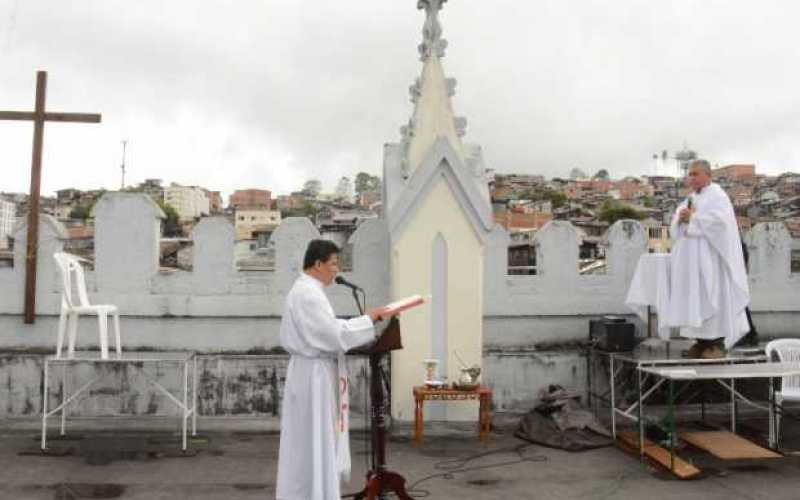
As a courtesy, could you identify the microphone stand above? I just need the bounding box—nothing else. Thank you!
[352,287,365,316]
[342,284,411,500]
[348,286,373,472]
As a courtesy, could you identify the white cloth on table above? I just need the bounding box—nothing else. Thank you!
[275,273,375,500]
[625,253,672,340]
[666,183,750,348]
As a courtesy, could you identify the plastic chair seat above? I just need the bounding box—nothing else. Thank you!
[70,304,119,314]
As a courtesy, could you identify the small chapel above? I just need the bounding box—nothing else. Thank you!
[384,0,494,421]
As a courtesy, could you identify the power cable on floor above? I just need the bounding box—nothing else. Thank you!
[402,443,548,498]
[341,442,547,499]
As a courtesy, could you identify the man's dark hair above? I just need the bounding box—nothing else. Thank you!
[303,239,340,270]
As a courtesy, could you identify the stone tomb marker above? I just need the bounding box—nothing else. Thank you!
[0,71,101,323]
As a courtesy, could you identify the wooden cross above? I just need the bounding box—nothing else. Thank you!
[0,71,101,324]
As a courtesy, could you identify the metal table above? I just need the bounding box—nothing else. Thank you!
[587,339,767,439]
[637,362,800,472]
[42,351,198,451]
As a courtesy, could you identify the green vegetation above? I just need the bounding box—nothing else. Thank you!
[354,172,381,196]
[599,200,644,224]
[519,189,568,209]
[157,200,182,236]
[68,190,106,220]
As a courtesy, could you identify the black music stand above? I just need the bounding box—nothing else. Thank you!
[348,317,412,500]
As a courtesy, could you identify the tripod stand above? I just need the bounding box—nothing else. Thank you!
[351,333,412,500]
[344,288,411,500]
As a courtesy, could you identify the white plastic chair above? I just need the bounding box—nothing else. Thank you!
[54,252,122,359]
[765,338,800,446]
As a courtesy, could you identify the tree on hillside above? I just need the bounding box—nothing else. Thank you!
[157,200,182,237]
[570,167,587,180]
[599,200,644,224]
[301,179,322,198]
[520,189,568,209]
[69,190,106,221]
[69,205,91,220]
[354,172,381,196]
[335,176,353,202]
[593,169,610,180]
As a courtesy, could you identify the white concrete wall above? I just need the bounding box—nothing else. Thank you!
[0,194,391,347]
[0,198,15,250]
[1,193,799,418]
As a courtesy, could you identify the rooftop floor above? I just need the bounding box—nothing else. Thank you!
[2,415,800,499]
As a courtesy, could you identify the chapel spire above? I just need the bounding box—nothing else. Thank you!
[400,0,466,178]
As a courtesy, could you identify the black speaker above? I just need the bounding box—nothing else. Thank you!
[589,317,635,352]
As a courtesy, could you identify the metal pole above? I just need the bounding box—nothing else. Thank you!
[586,344,592,411]
[41,358,49,449]
[60,363,67,435]
[192,355,198,436]
[730,377,736,433]
[637,365,643,459]
[769,376,776,449]
[610,356,616,440]
[120,140,127,190]
[701,380,706,424]
[669,378,675,473]
[182,361,188,451]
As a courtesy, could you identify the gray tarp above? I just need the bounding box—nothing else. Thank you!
[515,385,613,451]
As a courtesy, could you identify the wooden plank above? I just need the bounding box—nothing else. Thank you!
[681,431,782,460]
[23,70,47,324]
[43,112,101,123]
[0,111,36,120]
[0,111,101,123]
[618,431,701,479]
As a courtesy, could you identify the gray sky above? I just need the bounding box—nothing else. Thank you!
[1,0,799,200]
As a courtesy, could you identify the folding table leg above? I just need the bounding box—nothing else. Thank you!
[182,361,189,451]
[192,357,198,436]
[769,377,776,449]
[637,366,643,459]
[41,360,49,450]
[730,378,736,433]
[60,364,67,435]
[610,356,616,440]
[668,378,676,473]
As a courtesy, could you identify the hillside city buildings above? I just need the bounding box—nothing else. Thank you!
[1,162,798,273]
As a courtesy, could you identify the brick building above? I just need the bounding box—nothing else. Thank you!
[713,164,756,181]
[229,189,271,210]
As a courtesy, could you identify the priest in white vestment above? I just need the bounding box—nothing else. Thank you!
[667,159,750,357]
[276,239,395,500]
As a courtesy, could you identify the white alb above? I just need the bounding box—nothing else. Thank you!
[275,273,375,500]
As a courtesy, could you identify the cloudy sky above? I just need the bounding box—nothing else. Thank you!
[1,0,799,200]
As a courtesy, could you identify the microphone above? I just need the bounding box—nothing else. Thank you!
[335,276,362,291]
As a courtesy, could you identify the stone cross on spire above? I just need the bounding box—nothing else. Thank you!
[417,0,448,59]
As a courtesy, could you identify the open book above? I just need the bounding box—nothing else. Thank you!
[383,295,427,316]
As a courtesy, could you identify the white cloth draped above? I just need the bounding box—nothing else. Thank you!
[625,253,672,340]
[666,183,750,348]
[276,273,375,500]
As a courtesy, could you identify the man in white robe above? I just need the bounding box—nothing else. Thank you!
[276,239,396,500]
[667,159,750,358]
